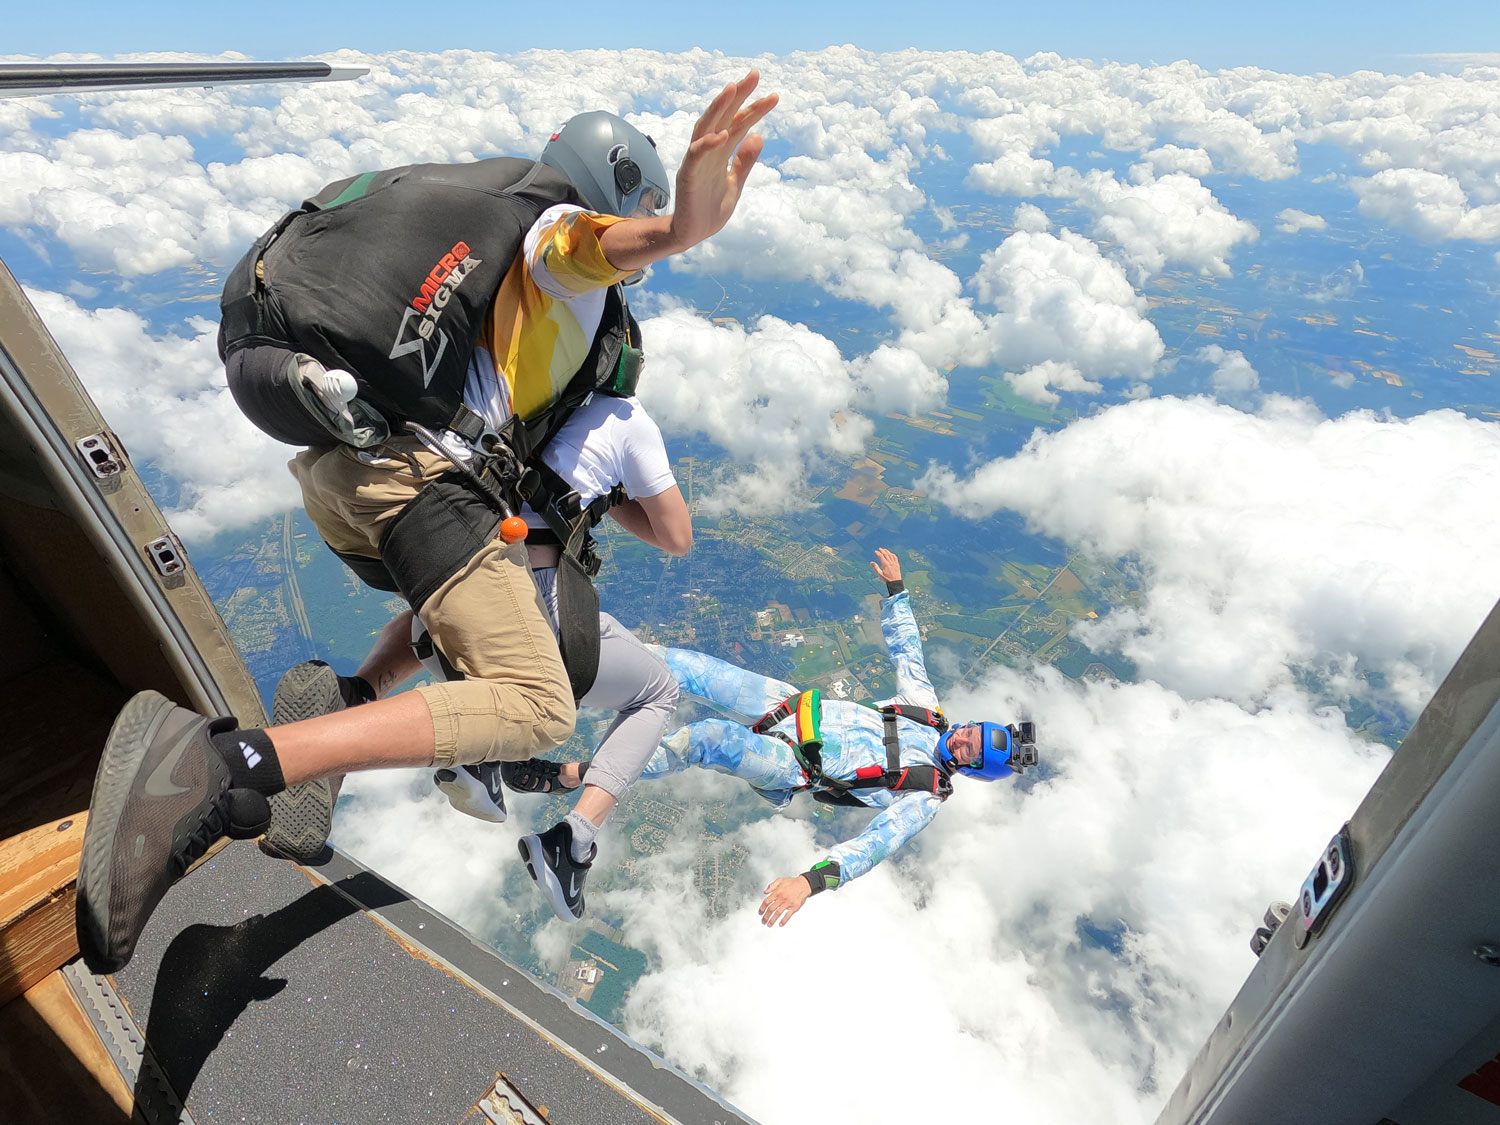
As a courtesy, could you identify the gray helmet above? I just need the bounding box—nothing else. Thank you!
[539,111,671,219]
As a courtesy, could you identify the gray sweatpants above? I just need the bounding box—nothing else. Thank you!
[530,568,678,800]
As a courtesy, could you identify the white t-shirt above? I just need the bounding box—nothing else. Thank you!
[520,393,677,530]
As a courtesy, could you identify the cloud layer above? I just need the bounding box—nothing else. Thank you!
[923,395,1500,714]
[12,47,1500,528]
[7,46,1500,1125]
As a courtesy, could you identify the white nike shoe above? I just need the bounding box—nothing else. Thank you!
[434,761,507,823]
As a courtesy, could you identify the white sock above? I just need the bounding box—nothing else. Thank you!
[564,811,598,863]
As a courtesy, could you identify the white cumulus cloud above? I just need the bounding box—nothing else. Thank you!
[972,228,1165,387]
[638,308,876,515]
[1353,167,1500,241]
[1276,207,1327,233]
[1197,344,1261,397]
[923,395,1500,714]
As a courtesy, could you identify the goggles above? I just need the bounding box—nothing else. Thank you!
[633,183,669,216]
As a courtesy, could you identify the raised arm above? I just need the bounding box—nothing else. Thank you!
[598,71,777,272]
[874,549,939,710]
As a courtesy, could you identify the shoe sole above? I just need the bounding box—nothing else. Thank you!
[77,689,180,973]
[433,768,506,823]
[518,834,582,923]
[263,663,341,862]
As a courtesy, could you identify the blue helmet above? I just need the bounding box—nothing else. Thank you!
[938,721,1037,781]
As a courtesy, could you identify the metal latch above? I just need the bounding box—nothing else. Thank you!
[76,431,125,480]
[144,534,186,579]
[478,1073,549,1124]
[1294,825,1354,949]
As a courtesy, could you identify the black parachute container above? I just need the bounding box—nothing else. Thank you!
[218,158,585,433]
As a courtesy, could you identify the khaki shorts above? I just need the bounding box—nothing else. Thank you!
[289,440,574,766]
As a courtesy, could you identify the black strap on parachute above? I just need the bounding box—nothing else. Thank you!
[527,457,629,704]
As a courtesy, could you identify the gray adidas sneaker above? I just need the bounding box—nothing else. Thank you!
[263,661,344,862]
[77,691,271,974]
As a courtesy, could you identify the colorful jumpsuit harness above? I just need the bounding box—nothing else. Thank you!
[749,690,955,807]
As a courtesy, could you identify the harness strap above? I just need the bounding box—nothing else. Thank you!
[749,691,952,802]
[878,703,950,733]
[530,458,627,577]
[751,689,824,783]
[522,458,630,703]
[446,404,488,444]
[881,708,902,776]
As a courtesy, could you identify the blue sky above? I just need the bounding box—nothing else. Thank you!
[7,0,1498,75]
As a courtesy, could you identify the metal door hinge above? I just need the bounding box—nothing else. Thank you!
[76,430,126,481]
[1294,825,1354,949]
[145,533,187,583]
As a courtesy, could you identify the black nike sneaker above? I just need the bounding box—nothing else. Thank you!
[518,821,594,923]
[76,691,271,974]
[434,761,507,823]
[264,661,352,862]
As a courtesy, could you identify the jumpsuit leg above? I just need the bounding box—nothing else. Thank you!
[638,718,806,796]
[655,646,798,721]
[531,570,678,800]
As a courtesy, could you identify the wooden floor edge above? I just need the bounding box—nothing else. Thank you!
[0,813,88,1008]
[0,966,134,1121]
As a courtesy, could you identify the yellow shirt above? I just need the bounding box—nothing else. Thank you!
[468,204,631,426]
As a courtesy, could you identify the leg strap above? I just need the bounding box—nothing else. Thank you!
[553,550,601,701]
[378,470,502,613]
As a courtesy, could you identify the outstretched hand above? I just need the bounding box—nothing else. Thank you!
[870,547,902,584]
[758,876,812,928]
[668,70,778,252]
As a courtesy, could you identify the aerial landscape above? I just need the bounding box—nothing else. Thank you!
[5,37,1500,1122]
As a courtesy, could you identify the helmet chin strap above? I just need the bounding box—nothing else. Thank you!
[936,726,957,767]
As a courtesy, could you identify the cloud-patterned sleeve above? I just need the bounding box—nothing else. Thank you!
[881,592,940,710]
[823,791,944,884]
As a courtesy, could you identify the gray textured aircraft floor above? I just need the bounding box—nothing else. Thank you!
[81,840,755,1125]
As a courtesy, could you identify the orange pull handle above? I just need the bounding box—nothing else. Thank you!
[500,515,529,544]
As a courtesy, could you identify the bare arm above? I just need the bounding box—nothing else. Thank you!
[598,71,777,272]
[609,486,692,556]
[758,876,813,928]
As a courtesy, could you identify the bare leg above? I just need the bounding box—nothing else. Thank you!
[270,692,435,784]
[572,784,615,827]
[357,609,423,698]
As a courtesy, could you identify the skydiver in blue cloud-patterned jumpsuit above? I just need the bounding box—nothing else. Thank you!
[636,548,1029,927]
